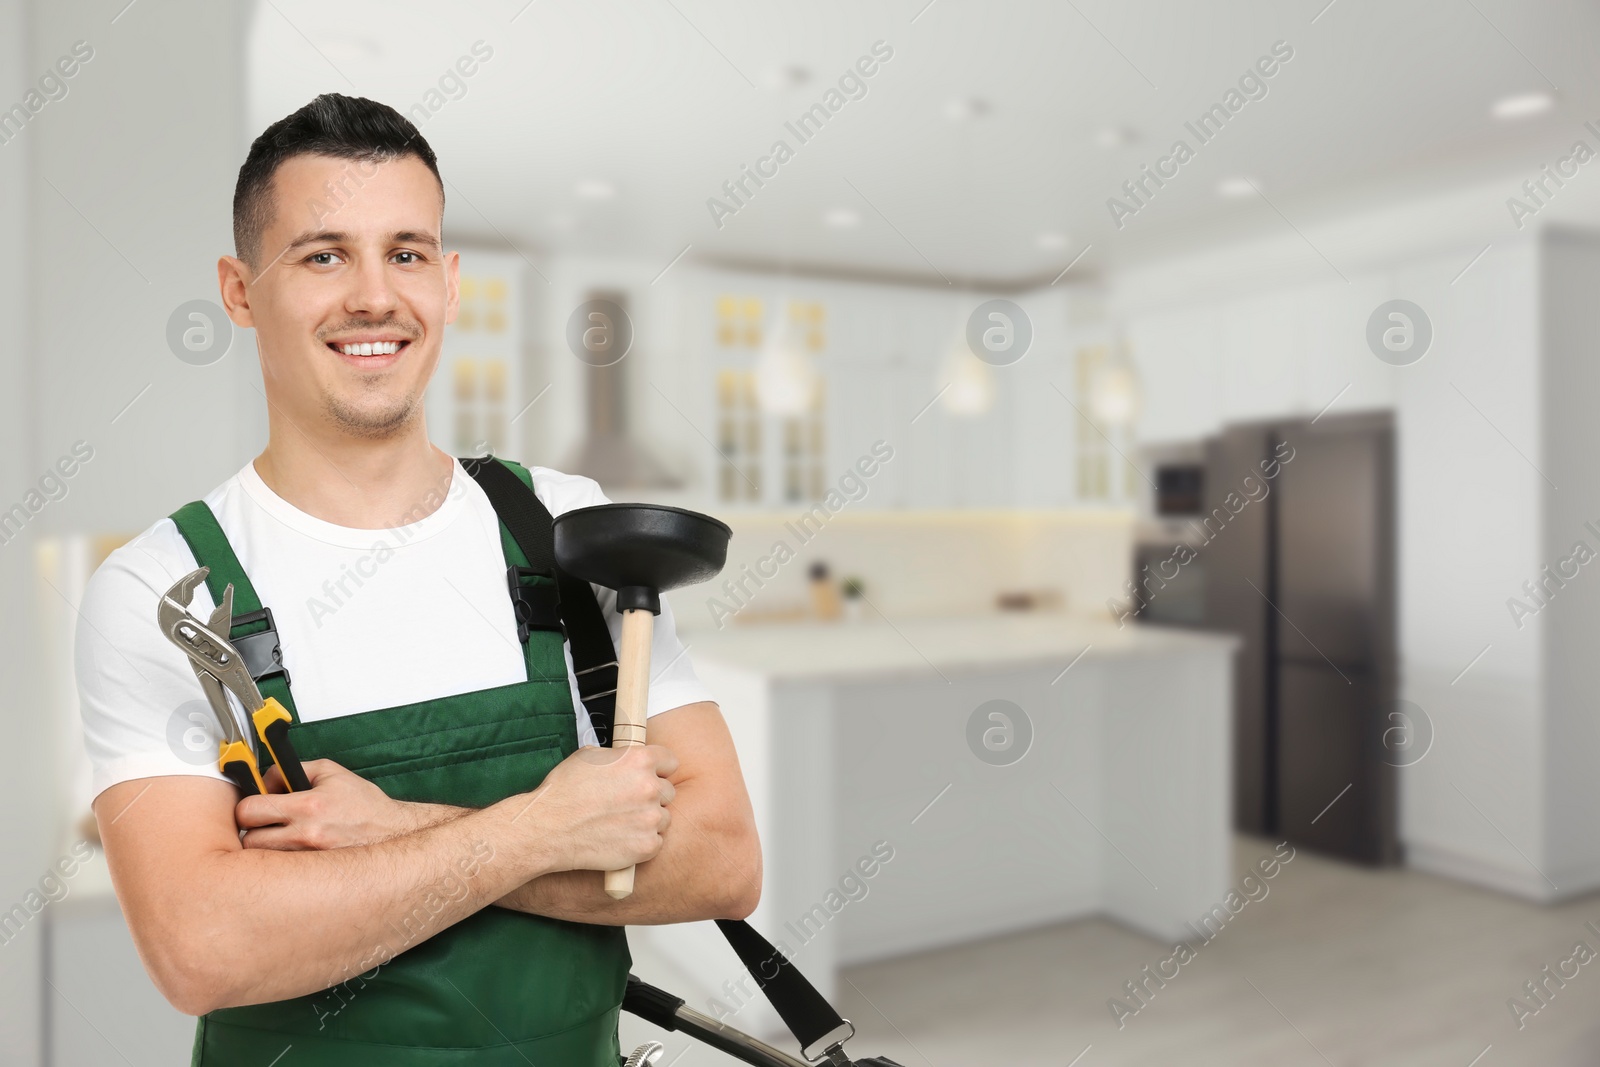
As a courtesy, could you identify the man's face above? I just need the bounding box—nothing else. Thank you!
[221,153,456,439]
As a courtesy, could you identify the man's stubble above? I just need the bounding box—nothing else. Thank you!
[323,379,422,440]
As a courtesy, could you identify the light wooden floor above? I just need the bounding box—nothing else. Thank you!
[628,835,1600,1066]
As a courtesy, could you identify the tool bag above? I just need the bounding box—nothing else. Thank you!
[462,456,865,1062]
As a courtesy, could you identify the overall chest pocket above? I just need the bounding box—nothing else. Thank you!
[289,679,578,809]
[360,735,568,808]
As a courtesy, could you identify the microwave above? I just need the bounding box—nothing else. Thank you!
[1154,463,1205,517]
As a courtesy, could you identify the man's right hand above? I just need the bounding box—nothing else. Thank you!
[528,744,679,874]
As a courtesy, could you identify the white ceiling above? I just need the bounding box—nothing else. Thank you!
[248,0,1600,288]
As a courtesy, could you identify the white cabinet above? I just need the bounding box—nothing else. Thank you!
[1320,275,1403,417]
[1007,341,1076,507]
[821,291,918,511]
[1128,305,1222,445]
[1006,290,1077,507]
[825,351,909,508]
[1122,273,1408,446]
[885,287,1084,510]
[1218,292,1300,423]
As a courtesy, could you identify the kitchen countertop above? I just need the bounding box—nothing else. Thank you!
[682,610,1238,681]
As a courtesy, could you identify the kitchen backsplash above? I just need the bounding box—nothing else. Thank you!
[671,509,1134,633]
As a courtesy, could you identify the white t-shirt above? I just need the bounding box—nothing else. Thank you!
[74,458,714,800]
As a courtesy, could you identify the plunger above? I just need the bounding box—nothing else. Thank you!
[554,502,731,898]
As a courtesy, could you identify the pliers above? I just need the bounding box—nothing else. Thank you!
[158,567,311,796]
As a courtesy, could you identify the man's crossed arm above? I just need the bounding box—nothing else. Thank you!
[239,701,762,925]
[96,701,760,1014]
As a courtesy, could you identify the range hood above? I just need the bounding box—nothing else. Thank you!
[559,290,682,491]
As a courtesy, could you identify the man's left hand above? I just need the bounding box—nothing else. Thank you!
[236,759,462,850]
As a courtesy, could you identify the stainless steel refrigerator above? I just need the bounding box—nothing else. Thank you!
[1203,411,1399,865]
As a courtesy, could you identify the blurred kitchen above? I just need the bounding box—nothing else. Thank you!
[6,1,1600,1064]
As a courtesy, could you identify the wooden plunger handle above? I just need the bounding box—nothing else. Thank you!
[605,607,655,899]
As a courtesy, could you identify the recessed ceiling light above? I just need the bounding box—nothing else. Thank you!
[1035,231,1068,250]
[1217,177,1257,198]
[1094,126,1138,149]
[320,34,382,65]
[823,208,860,229]
[574,179,615,200]
[945,97,991,121]
[762,64,812,90]
[1491,91,1556,120]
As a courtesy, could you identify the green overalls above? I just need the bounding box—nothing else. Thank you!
[167,460,630,1066]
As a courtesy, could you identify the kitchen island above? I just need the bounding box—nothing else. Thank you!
[631,611,1237,1037]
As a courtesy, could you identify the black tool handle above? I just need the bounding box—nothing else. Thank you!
[623,975,685,1030]
[219,756,262,796]
[261,717,311,792]
[253,700,311,792]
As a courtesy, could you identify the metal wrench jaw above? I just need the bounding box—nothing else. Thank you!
[159,567,231,668]
[158,568,266,713]
[206,582,234,637]
[157,566,212,633]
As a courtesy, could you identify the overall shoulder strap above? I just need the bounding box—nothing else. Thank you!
[168,501,299,721]
[171,501,260,613]
[463,457,620,746]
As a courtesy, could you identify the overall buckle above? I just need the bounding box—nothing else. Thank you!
[507,566,565,642]
[229,606,291,686]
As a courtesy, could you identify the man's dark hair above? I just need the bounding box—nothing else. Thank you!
[232,93,443,268]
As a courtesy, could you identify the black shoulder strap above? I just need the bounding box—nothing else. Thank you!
[463,456,855,1060]
[462,456,619,746]
[461,456,556,572]
[712,919,856,1057]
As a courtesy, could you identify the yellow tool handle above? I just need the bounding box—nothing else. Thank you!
[217,739,266,796]
[252,698,311,792]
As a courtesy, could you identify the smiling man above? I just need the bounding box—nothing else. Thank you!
[75,93,760,1066]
